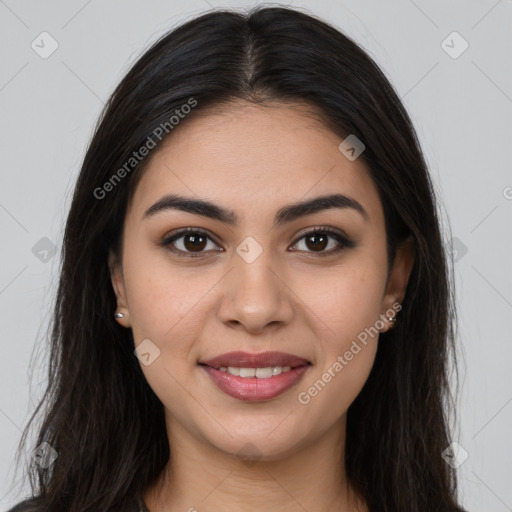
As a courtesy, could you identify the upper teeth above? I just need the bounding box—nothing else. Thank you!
[218,366,292,378]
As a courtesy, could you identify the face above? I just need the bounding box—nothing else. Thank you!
[110,101,413,461]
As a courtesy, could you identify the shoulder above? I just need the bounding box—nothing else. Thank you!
[5,498,41,512]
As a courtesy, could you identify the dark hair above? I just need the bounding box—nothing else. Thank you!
[10,6,464,512]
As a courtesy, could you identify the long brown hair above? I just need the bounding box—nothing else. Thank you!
[11,6,464,511]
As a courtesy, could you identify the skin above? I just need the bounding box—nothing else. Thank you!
[109,101,414,512]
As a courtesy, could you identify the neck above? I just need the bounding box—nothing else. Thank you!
[144,412,367,512]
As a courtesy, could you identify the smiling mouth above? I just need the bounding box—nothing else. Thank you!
[198,350,312,402]
[199,363,311,401]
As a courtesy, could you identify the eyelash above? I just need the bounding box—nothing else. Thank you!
[161,226,356,258]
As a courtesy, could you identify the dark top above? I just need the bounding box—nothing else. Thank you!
[5,497,150,512]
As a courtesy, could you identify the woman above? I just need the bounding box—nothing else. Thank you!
[8,6,465,512]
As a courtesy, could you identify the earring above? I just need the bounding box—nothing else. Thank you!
[386,310,399,329]
[114,312,125,319]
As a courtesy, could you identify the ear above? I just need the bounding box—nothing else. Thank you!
[108,250,131,328]
[380,236,415,332]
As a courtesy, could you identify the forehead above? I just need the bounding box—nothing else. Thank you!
[127,101,383,224]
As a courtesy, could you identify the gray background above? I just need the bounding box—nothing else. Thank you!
[1,0,511,510]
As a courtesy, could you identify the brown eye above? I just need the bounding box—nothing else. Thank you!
[183,233,207,252]
[291,227,355,256]
[162,228,221,257]
[304,232,329,252]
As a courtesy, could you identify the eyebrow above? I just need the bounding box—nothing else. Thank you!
[143,193,369,226]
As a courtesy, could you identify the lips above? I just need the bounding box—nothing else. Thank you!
[200,351,310,369]
[199,351,311,402]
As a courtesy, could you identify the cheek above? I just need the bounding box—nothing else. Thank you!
[123,243,210,343]
[294,289,381,437]
[122,250,213,411]
[293,251,387,341]
[292,254,385,417]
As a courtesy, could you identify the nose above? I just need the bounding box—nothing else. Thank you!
[217,251,294,335]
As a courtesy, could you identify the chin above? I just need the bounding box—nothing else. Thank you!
[205,426,308,464]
